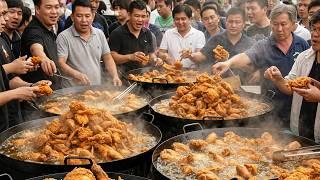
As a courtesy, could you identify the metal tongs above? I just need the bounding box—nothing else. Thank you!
[272,145,320,162]
[112,82,137,103]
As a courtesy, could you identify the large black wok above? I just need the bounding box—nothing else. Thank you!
[151,126,318,180]
[27,172,150,180]
[124,67,198,92]
[0,113,162,179]
[34,85,151,117]
[149,91,274,140]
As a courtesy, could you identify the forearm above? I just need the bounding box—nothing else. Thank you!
[111,51,131,64]
[274,78,293,95]
[158,50,174,64]
[190,52,206,63]
[9,77,31,89]
[0,90,16,105]
[229,53,254,71]
[59,61,80,78]
[103,54,119,78]
[2,63,15,75]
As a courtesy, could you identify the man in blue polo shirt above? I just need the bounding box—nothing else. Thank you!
[212,4,310,128]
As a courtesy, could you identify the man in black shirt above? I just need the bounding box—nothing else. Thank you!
[21,0,60,89]
[108,0,129,34]
[1,0,23,59]
[264,11,320,142]
[109,0,156,74]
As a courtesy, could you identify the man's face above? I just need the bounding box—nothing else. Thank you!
[201,9,219,32]
[0,2,8,32]
[271,13,295,41]
[90,0,100,13]
[129,8,147,31]
[35,0,60,27]
[309,6,320,21]
[246,1,267,24]
[72,6,93,34]
[298,0,310,20]
[174,12,190,33]
[226,14,245,36]
[310,22,320,51]
[156,1,170,18]
[114,6,128,21]
[5,7,22,30]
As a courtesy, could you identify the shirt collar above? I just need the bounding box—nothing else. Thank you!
[71,25,96,37]
[270,32,297,47]
[124,23,147,36]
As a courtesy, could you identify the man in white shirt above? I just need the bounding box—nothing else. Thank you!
[158,4,205,68]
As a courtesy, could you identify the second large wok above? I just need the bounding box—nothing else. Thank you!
[0,114,162,179]
[151,127,318,180]
[149,91,274,140]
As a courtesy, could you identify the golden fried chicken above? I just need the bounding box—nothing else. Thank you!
[213,45,229,61]
[30,56,42,66]
[91,163,110,180]
[64,168,96,180]
[38,82,53,96]
[188,139,208,150]
[287,77,311,89]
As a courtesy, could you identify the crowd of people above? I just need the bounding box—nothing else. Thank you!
[0,0,319,143]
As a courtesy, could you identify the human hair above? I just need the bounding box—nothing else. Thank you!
[19,6,32,27]
[200,5,218,18]
[156,0,172,7]
[72,0,91,13]
[172,4,192,18]
[5,0,23,10]
[202,0,223,16]
[246,0,268,8]
[270,4,296,22]
[33,0,41,7]
[308,0,320,12]
[97,0,107,14]
[310,10,320,26]
[226,7,245,21]
[112,0,129,11]
[128,0,146,13]
[184,0,201,10]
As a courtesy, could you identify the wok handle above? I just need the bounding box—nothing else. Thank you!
[64,156,94,166]
[262,90,276,100]
[141,112,155,124]
[0,173,13,180]
[183,123,203,134]
[152,78,169,84]
[202,116,224,121]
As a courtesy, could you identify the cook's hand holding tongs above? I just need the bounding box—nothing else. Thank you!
[272,145,320,162]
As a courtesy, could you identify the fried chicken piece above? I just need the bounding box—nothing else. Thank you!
[206,132,217,144]
[77,127,93,140]
[208,151,224,163]
[46,119,63,134]
[285,141,301,151]
[236,165,253,179]
[64,168,96,180]
[174,60,183,70]
[244,164,258,175]
[198,173,219,180]
[213,45,229,61]
[30,56,42,66]
[160,149,181,163]
[172,142,189,152]
[91,163,109,180]
[221,148,231,157]
[287,77,311,89]
[180,164,193,175]
[32,133,50,148]
[188,139,208,150]
[69,101,86,113]
[38,82,53,96]
[87,133,112,144]
[74,114,89,126]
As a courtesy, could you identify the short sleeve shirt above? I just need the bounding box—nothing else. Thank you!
[109,23,155,73]
[57,26,110,88]
[160,27,205,68]
[20,17,60,89]
[246,25,272,41]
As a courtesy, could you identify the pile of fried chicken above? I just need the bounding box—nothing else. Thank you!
[287,76,311,89]
[62,163,115,180]
[168,74,247,120]
[128,63,197,83]
[5,101,154,164]
[158,131,319,179]
[213,45,229,61]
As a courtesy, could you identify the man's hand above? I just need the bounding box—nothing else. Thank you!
[13,86,39,101]
[112,76,122,86]
[11,55,34,74]
[130,52,146,63]
[74,71,90,85]
[293,83,320,102]
[41,57,57,76]
[211,61,231,75]
[264,66,283,81]
[248,70,261,84]
[154,57,164,66]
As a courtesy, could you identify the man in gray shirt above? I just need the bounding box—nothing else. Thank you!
[57,0,121,88]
